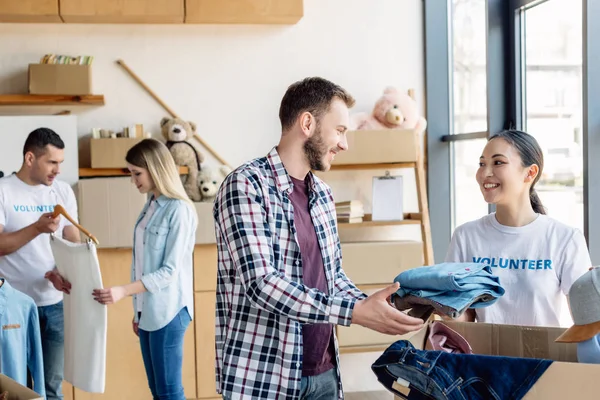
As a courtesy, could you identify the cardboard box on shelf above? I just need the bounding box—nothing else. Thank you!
[194,202,216,244]
[332,129,419,166]
[90,138,143,169]
[77,177,147,248]
[0,374,43,400]
[28,64,92,95]
[341,241,422,285]
[389,321,599,399]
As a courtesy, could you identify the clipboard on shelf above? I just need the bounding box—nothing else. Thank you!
[371,171,403,221]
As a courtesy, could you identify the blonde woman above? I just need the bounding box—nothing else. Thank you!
[92,138,197,400]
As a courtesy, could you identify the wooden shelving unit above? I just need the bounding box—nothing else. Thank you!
[326,132,434,265]
[319,89,433,355]
[0,94,105,116]
[79,166,189,178]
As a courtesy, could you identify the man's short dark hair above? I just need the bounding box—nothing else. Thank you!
[278,77,356,131]
[23,128,65,157]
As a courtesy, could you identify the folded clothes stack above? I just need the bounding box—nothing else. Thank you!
[392,262,505,320]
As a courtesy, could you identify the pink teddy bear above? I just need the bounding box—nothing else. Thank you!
[351,87,427,134]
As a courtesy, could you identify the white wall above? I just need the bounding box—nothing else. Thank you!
[0,0,424,169]
[0,0,425,393]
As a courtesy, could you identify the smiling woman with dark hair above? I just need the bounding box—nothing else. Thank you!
[445,129,591,328]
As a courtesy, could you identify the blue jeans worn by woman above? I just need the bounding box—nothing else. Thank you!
[139,307,191,400]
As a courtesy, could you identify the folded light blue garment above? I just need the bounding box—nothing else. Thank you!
[578,334,600,364]
[392,262,505,319]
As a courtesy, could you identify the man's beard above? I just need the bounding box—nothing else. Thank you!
[303,126,329,171]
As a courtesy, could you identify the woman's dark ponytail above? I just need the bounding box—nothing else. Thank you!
[489,130,546,215]
[529,188,546,215]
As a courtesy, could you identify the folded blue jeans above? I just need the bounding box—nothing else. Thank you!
[371,340,552,400]
[393,263,505,318]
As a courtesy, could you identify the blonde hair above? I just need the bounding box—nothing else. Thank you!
[126,139,197,214]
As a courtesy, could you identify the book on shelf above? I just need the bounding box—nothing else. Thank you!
[336,200,364,223]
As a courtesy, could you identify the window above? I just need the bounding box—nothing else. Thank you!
[451,0,489,229]
[521,0,583,233]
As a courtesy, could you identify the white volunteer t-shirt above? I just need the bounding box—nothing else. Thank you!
[445,213,591,327]
[0,174,78,306]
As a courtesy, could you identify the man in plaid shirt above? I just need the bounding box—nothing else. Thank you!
[213,77,425,400]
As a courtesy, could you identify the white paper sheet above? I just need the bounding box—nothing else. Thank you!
[49,235,106,393]
[372,174,404,221]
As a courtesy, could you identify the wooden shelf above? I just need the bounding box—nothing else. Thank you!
[60,0,184,24]
[330,162,417,171]
[0,0,303,24]
[79,166,188,178]
[0,94,105,116]
[338,213,421,228]
[186,0,303,24]
[0,0,62,23]
[0,94,105,106]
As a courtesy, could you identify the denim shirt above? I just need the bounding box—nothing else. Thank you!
[131,195,197,332]
[0,279,46,397]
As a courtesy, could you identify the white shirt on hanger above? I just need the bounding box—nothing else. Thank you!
[50,235,106,394]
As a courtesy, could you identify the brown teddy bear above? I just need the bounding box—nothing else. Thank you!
[160,117,205,202]
[351,86,427,134]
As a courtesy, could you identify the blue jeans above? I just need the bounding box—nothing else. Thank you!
[38,301,65,400]
[300,367,338,400]
[139,307,191,400]
[371,340,552,399]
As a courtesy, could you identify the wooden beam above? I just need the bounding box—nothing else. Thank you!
[79,166,188,177]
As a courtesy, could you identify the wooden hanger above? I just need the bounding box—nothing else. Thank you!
[52,204,100,245]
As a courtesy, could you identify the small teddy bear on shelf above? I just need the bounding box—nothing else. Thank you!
[198,165,232,203]
[351,86,427,134]
[160,117,205,202]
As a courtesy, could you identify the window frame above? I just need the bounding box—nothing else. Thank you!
[424,0,599,263]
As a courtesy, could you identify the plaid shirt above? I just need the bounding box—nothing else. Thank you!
[213,147,366,399]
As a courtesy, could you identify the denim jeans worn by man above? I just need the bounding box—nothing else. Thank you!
[0,128,80,400]
[213,77,425,400]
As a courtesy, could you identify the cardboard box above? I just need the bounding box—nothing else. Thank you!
[77,177,147,248]
[90,138,143,169]
[0,374,43,400]
[341,241,422,285]
[390,321,599,399]
[28,64,92,95]
[332,129,419,166]
[194,202,216,244]
[194,244,217,292]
